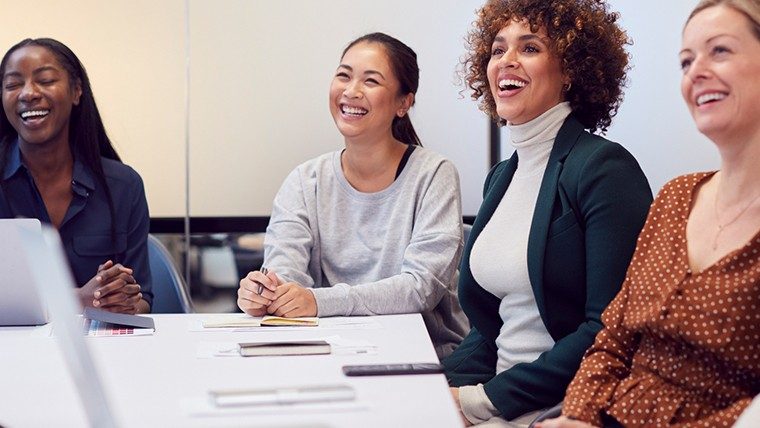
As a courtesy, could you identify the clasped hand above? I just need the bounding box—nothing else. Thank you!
[237,269,317,318]
[79,260,143,314]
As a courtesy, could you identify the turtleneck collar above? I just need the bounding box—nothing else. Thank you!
[506,102,572,177]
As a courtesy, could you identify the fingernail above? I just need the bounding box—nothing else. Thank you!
[96,276,102,282]
[93,300,100,307]
[94,291,101,298]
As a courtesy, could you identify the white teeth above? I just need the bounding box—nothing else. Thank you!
[498,79,527,90]
[696,92,726,106]
[20,110,50,120]
[341,105,368,116]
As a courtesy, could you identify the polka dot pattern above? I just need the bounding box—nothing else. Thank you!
[562,173,760,427]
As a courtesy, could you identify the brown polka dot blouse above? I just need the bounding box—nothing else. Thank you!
[562,173,760,427]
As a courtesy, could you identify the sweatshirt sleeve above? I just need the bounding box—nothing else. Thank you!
[262,167,319,288]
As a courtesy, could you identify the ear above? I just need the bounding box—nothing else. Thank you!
[396,93,414,117]
[71,79,83,106]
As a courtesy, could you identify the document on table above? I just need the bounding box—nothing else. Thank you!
[191,314,381,332]
[196,335,378,358]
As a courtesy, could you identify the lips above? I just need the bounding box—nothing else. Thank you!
[340,104,368,117]
[695,91,727,106]
[494,74,528,96]
[17,109,51,127]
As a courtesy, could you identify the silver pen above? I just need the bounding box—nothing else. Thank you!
[255,267,268,295]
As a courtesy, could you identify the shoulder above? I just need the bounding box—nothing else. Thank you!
[409,146,459,178]
[100,158,145,190]
[291,150,337,178]
[654,172,712,205]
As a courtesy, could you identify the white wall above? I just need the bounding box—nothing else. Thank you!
[2,0,716,219]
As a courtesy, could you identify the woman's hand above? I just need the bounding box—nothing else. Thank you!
[79,261,146,314]
[237,269,279,316]
[535,416,596,428]
[449,387,473,427]
[267,282,317,317]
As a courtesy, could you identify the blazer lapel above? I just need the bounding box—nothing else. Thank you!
[527,115,584,317]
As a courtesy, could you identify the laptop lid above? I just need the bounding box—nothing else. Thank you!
[18,224,119,428]
[0,219,48,326]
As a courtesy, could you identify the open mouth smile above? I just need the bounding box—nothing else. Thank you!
[498,79,528,91]
[340,104,368,117]
[19,109,50,122]
[695,92,727,106]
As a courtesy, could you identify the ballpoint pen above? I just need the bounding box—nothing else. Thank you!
[256,267,268,295]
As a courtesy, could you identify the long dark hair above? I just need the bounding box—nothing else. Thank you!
[0,38,120,246]
[342,32,422,146]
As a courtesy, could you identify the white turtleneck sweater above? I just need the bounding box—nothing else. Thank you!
[459,102,572,425]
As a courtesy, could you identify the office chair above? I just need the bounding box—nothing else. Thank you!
[463,223,473,245]
[147,234,193,313]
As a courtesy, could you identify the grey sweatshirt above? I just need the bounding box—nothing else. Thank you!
[263,146,468,358]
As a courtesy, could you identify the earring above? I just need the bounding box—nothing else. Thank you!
[397,110,406,117]
[563,82,572,92]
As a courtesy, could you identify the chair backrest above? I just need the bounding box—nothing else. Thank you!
[147,234,193,313]
[463,223,473,246]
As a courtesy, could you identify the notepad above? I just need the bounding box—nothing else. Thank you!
[202,315,319,329]
[238,340,331,357]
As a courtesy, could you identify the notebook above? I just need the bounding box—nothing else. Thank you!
[0,219,49,326]
[203,315,319,329]
[18,224,119,428]
[238,340,331,357]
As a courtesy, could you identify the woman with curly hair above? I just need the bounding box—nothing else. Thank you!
[442,0,653,425]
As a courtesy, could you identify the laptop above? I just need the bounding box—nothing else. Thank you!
[0,219,49,326]
[17,224,119,428]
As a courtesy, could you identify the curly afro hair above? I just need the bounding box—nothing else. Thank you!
[462,0,631,133]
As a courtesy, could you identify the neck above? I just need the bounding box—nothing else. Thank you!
[342,134,406,180]
[713,131,760,205]
[19,139,74,183]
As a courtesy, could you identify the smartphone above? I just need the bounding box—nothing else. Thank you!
[342,363,444,376]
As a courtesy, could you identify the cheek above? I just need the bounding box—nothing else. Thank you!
[680,76,692,107]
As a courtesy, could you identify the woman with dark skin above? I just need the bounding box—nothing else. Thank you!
[0,38,151,314]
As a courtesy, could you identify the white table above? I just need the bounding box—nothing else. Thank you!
[0,313,463,427]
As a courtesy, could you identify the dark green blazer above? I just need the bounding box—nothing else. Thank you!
[443,115,653,420]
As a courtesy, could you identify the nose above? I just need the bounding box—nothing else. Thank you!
[497,48,519,69]
[18,80,42,103]
[343,80,363,99]
[685,54,711,82]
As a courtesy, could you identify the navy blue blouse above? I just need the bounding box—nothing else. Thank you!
[0,140,153,306]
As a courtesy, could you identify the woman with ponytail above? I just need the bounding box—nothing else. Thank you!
[237,32,467,357]
[0,38,151,314]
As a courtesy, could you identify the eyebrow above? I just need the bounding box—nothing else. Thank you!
[493,33,546,44]
[2,65,60,80]
[337,64,386,80]
[679,33,741,55]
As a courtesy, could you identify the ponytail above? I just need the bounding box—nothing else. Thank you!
[392,115,421,146]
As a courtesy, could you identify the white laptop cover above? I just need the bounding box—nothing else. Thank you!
[18,224,119,428]
[0,219,48,326]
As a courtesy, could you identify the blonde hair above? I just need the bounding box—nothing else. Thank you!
[687,0,760,40]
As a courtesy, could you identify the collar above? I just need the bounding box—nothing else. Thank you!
[3,139,96,197]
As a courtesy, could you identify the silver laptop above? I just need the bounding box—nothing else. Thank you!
[0,219,49,326]
[18,224,119,428]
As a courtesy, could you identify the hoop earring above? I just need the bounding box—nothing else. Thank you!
[563,82,572,92]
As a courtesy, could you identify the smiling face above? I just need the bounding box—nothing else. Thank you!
[329,41,411,144]
[486,19,566,125]
[680,5,760,143]
[1,45,82,148]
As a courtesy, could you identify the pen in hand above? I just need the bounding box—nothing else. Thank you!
[256,267,269,295]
